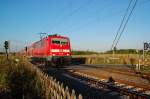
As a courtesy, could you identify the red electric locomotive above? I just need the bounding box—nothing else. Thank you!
[26,34,71,66]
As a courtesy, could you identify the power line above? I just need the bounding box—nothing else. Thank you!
[67,0,147,34]
[49,0,94,32]
[111,0,133,50]
[141,0,150,4]
[64,0,119,33]
[46,0,73,31]
[111,0,138,51]
[114,0,138,48]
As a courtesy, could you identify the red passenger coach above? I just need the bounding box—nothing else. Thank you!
[26,34,71,66]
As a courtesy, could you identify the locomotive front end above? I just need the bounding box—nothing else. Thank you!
[48,35,72,66]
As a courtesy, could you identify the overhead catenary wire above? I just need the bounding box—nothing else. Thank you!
[111,0,133,50]
[113,0,138,48]
[66,0,147,34]
[111,0,138,50]
[64,0,115,33]
[67,11,124,33]
[49,0,93,32]
[141,0,150,4]
[46,1,73,32]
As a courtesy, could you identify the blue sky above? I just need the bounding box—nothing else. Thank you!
[0,0,150,52]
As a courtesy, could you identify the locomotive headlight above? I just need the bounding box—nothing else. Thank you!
[51,49,59,52]
[52,54,56,56]
[63,49,70,52]
[67,53,69,56]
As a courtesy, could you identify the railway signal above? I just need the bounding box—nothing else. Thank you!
[4,41,9,49]
[25,46,27,55]
[144,42,150,50]
[143,42,150,63]
[4,40,9,60]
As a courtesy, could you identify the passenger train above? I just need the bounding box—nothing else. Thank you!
[21,34,71,66]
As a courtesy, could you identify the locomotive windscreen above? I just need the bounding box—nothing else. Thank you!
[52,38,68,45]
[52,38,60,44]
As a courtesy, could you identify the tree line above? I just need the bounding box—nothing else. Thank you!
[72,49,150,55]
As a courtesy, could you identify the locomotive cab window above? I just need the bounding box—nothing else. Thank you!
[52,38,68,45]
[61,39,68,45]
[52,38,60,44]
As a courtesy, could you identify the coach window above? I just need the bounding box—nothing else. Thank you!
[52,38,60,44]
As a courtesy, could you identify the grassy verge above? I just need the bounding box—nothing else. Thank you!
[72,54,150,73]
[0,55,43,99]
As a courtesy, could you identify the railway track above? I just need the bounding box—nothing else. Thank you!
[38,64,150,99]
[67,70,150,99]
[40,66,124,99]
[77,64,150,83]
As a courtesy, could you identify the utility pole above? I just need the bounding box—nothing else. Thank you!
[112,46,116,62]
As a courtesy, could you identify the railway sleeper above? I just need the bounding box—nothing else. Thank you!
[72,71,150,99]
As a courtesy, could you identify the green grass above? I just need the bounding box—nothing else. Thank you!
[72,54,150,73]
[0,55,43,99]
[73,54,150,65]
[0,72,8,90]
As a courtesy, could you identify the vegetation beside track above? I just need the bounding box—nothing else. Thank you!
[72,49,150,55]
[72,53,150,73]
[0,54,83,99]
[0,55,43,99]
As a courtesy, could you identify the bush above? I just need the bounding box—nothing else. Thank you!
[6,64,43,99]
